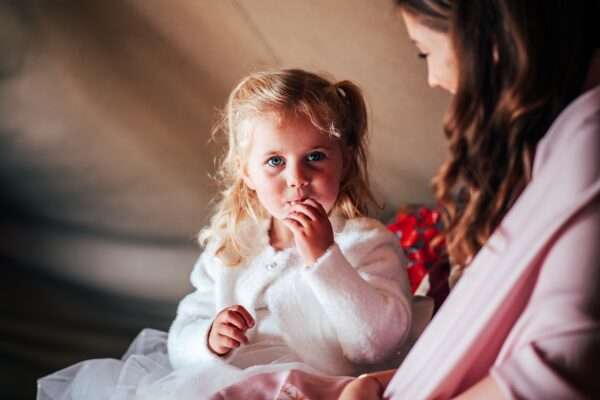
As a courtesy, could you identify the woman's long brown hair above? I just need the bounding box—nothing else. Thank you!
[397,0,599,267]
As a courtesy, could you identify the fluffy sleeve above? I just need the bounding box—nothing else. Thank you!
[301,218,412,364]
[167,252,223,369]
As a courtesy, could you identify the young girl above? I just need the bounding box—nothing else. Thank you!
[38,68,413,399]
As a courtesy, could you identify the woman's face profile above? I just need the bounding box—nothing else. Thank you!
[401,10,458,94]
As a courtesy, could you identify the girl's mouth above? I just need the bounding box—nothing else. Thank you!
[286,197,309,205]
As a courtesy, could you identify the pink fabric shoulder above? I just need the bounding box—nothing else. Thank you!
[385,85,600,399]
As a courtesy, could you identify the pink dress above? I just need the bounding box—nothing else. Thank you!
[385,83,600,399]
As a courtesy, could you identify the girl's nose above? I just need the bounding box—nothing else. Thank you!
[286,164,308,188]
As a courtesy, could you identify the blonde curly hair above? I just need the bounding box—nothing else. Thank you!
[200,69,377,265]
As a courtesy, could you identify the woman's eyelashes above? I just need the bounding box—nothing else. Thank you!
[418,52,429,59]
[264,151,327,168]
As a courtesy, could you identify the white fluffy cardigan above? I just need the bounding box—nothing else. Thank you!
[167,216,412,376]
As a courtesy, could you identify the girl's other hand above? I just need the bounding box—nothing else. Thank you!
[283,198,334,265]
[207,305,255,356]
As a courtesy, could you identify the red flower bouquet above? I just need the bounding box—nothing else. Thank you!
[387,206,450,312]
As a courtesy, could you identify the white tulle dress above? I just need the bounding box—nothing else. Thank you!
[37,328,326,400]
[37,217,415,400]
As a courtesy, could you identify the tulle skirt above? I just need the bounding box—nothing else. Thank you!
[36,329,330,400]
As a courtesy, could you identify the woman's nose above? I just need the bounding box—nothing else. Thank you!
[427,68,454,93]
[427,71,441,90]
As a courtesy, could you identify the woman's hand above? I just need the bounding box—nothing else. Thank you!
[207,305,255,356]
[339,369,396,400]
[338,375,385,400]
[283,198,334,265]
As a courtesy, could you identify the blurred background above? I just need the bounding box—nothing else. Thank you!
[0,0,449,398]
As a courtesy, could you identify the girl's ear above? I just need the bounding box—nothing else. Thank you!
[241,162,256,191]
[342,147,352,173]
[338,147,352,186]
[242,175,256,191]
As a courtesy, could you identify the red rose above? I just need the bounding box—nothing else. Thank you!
[408,262,427,292]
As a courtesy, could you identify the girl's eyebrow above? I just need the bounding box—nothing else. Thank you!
[306,139,337,150]
[259,151,283,161]
[260,144,333,157]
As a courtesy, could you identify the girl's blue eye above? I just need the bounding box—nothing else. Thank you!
[307,151,325,162]
[266,156,284,167]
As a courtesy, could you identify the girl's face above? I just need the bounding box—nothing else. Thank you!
[401,10,458,94]
[243,113,345,221]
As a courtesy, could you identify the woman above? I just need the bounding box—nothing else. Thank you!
[341,0,600,398]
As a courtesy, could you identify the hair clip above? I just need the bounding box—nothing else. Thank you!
[336,87,347,98]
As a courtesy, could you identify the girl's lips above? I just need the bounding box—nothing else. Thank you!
[286,197,309,205]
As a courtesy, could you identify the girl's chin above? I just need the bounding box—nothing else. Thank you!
[270,213,290,223]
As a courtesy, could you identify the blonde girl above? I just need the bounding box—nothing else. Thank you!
[167,68,413,379]
[38,68,413,400]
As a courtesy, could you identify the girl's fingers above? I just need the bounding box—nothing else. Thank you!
[304,198,327,216]
[286,211,311,229]
[282,218,304,235]
[230,305,255,329]
[221,309,247,330]
[217,333,242,349]
[290,203,319,221]
[219,323,249,344]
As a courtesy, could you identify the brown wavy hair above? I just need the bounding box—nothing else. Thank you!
[396,0,599,267]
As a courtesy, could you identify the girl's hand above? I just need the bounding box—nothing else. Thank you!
[283,198,334,265]
[338,375,385,400]
[207,305,255,356]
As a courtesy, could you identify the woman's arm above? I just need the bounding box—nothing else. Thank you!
[453,375,506,400]
[336,364,506,400]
